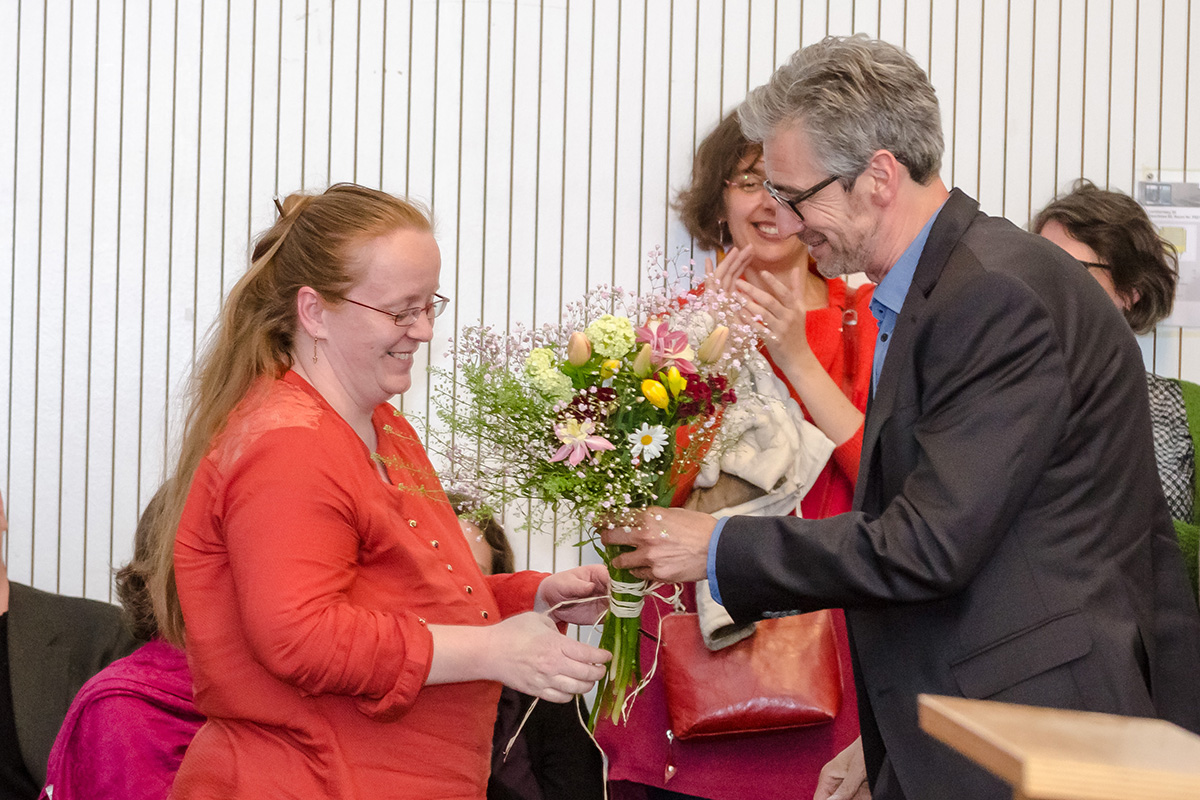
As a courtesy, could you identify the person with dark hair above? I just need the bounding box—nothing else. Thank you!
[153,184,611,798]
[449,497,604,800]
[595,109,870,800]
[1034,179,1198,596]
[1033,179,1178,335]
[39,488,205,800]
[604,35,1200,800]
[0,492,139,800]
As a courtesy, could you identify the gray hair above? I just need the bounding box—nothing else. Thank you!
[739,34,944,186]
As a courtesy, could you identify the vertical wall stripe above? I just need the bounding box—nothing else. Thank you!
[32,0,48,586]
[83,0,100,596]
[55,0,75,591]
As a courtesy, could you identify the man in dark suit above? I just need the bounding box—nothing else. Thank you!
[603,35,1200,800]
[1,492,139,797]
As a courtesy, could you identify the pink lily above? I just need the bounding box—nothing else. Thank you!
[549,418,615,466]
[635,317,697,374]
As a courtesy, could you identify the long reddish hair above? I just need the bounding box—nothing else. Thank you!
[150,184,432,646]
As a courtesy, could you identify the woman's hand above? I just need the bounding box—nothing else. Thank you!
[814,736,871,800]
[534,564,609,626]
[734,264,815,370]
[485,612,611,703]
[729,262,865,450]
[704,245,756,294]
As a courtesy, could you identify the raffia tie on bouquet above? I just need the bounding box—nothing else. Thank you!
[607,577,651,618]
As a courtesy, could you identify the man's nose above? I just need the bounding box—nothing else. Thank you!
[775,202,805,238]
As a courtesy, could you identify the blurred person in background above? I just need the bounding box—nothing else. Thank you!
[1034,179,1197,598]
[0,491,139,799]
[40,487,205,800]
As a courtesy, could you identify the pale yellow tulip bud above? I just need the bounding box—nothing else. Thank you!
[566,331,592,366]
[632,343,654,378]
[697,325,729,363]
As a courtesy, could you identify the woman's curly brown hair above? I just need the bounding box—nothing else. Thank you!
[1033,179,1179,334]
[115,486,169,641]
[674,111,762,252]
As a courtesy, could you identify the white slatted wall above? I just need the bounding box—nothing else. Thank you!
[2,0,1198,601]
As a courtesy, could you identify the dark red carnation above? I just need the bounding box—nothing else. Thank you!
[562,386,618,421]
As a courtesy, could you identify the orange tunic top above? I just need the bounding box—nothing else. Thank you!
[171,371,543,800]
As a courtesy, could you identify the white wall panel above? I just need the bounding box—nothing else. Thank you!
[3,0,1198,601]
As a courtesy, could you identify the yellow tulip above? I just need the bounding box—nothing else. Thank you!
[665,366,687,397]
[600,358,622,379]
[697,325,729,363]
[566,331,592,366]
[632,343,654,378]
[641,379,670,409]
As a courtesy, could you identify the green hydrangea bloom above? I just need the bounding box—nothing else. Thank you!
[524,347,556,376]
[585,314,636,359]
[524,348,574,403]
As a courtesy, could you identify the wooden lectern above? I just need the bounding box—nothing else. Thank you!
[918,693,1200,800]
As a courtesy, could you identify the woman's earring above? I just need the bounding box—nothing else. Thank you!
[718,219,730,247]
[312,339,319,364]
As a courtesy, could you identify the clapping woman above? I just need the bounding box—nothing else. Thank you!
[149,184,610,799]
[598,112,872,800]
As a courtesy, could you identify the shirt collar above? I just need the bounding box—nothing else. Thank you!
[871,204,944,317]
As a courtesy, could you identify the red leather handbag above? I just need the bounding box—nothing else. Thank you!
[659,610,843,739]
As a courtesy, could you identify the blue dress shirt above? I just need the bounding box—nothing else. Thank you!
[868,208,942,396]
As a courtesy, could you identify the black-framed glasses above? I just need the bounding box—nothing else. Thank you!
[724,173,766,194]
[764,175,841,222]
[341,292,450,327]
[1078,260,1110,271]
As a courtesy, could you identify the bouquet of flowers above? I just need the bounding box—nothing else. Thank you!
[431,251,761,728]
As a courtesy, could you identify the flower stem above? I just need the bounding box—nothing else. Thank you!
[588,545,644,731]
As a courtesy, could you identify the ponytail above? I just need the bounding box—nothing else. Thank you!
[149,184,432,646]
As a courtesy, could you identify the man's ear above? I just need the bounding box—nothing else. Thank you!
[862,149,905,208]
[295,286,327,339]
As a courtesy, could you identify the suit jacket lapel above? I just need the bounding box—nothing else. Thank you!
[854,189,981,511]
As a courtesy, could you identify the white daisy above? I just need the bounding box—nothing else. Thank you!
[628,423,668,460]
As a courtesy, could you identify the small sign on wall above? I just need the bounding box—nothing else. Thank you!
[1141,181,1200,328]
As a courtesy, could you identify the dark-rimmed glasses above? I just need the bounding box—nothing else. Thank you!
[1078,260,1111,271]
[341,293,450,327]
[764,175,841,222]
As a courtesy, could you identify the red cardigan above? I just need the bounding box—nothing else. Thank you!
[779,275,877,520]
[172,372,543,799]
[598,275,877,800]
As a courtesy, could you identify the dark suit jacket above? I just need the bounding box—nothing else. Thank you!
[716,190,1200,800]
[6,581,139,786]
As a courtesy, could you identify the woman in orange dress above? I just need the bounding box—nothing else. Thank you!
[149,184,611,799]
[598,112,876,800]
